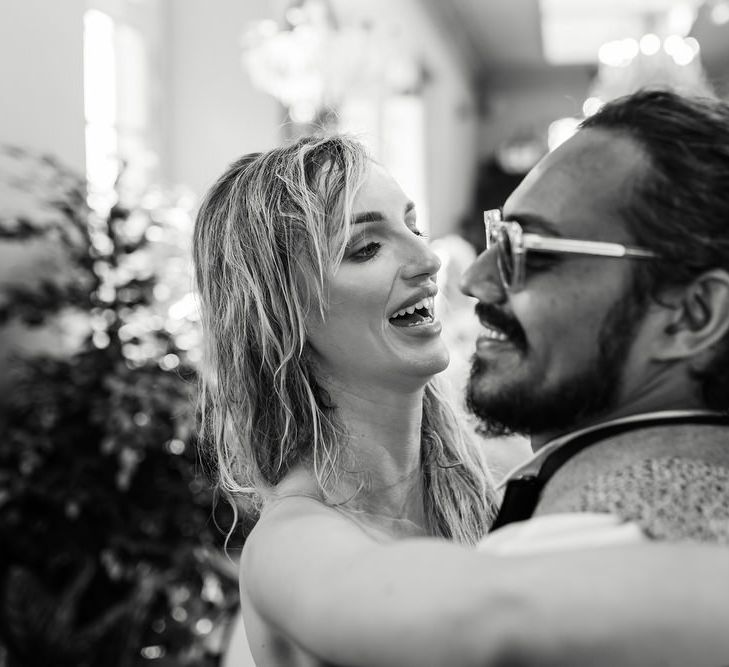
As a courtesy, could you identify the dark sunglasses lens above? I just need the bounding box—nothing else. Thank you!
[496,227,514,288]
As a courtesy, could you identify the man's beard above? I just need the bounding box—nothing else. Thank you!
[466,290,647,438]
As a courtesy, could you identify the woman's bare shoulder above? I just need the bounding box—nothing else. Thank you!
[239,495,378,664]
[243,494,369,566]
[243,464,374,556]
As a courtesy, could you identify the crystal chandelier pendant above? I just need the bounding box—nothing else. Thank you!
[242,0,422,129]
[241,0,386,128]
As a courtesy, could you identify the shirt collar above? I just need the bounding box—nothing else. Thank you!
[495,409,725,490]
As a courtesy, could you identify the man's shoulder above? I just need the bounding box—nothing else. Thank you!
[537,454,729,542]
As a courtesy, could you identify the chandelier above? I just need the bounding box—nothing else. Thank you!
[586,2,714,111]
[587,32,713,106]
[546,2,714,151]
[241,0,401,126]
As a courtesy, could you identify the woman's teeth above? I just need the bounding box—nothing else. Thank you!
[391,296,434,319]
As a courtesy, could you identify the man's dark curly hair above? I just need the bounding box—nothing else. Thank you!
[580,89,729,411]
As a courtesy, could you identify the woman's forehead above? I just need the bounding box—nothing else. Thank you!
[352,163,410,214]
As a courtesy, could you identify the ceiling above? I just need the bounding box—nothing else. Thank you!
[423,0,729,92]
[422,0,545,79]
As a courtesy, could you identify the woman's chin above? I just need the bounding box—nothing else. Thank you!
[402,346,451,382]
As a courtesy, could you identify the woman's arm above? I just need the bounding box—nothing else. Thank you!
[243,499,729,667]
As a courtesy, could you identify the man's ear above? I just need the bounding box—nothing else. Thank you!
[654,269,729,362]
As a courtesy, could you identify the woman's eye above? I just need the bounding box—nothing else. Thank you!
[350,242,381,261]
[412,227,428,239]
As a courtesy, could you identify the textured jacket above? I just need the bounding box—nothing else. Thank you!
[534,422,729,543]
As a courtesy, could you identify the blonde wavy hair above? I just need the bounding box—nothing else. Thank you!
[193,135,497,544]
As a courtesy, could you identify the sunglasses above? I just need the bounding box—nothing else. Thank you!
[484,209,659,292]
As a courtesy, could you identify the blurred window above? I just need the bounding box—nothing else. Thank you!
[84,9,119,206]
[83,2,159,210]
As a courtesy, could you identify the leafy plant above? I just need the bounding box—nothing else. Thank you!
[0,146,247,667]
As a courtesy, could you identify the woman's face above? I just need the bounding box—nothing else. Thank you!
[306,162,449,391]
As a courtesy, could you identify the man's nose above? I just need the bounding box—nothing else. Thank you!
[459,250,507,304]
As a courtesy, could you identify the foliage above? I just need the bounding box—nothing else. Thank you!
[0,146,247,667]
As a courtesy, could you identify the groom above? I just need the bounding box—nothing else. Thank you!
[461,88,729,544]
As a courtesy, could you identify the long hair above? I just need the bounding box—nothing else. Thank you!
[193,135,496,544]
[581,89,729,411]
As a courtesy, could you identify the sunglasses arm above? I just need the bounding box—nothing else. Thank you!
[522,234,657,259]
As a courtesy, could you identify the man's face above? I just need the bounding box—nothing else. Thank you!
[461,128,657,443]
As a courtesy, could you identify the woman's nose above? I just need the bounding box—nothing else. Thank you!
[401,241,442,281]
[459,250,507,304]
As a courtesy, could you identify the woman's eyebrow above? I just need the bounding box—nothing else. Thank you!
[352,201,416,225]
[352,211,384,225]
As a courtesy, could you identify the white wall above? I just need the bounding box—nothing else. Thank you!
[0,0,88,374]
[166,0,283,197]
[0,0,86,169]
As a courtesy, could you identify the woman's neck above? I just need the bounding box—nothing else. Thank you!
[283,379,428,527]
[332,381,426,524]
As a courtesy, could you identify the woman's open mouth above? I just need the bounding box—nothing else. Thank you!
[388,296,434,328]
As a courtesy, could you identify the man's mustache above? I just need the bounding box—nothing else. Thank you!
[474,303,527,348]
